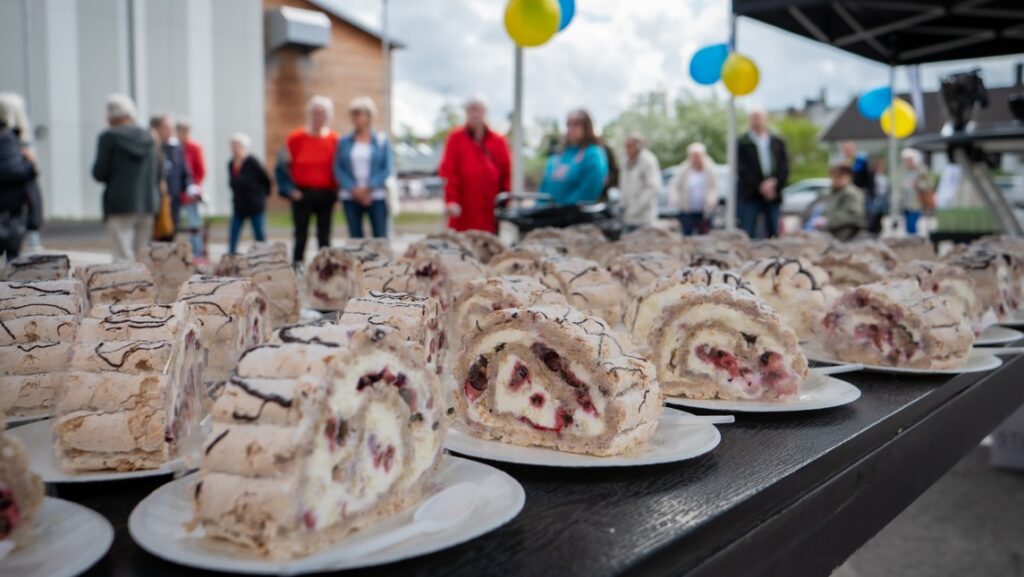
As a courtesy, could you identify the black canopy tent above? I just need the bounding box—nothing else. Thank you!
[729,0,1024,234]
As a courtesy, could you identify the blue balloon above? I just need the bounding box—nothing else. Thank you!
[858,86,893,120]
[689,44,730,86]
[558,0,575,31]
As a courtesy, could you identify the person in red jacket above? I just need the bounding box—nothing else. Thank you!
[438,97,511,233]
[280,95,339,264]
[177,118,206,259]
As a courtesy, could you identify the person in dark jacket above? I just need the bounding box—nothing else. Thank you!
[92,94,160,261]
[736,109,789,238]
[227,133,270,254]
[0,93,36,259]
[150,114,192,241]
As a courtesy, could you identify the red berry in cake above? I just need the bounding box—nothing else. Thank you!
[0,485,20,540]
[462,356,489,401]
[508,362,531,391]
[302,510,317,530]
[529,392,545,407]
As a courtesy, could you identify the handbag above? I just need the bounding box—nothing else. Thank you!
[154,191,174,240]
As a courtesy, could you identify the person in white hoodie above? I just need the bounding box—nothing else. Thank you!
[669,142,718,236]
[619,134,661,231]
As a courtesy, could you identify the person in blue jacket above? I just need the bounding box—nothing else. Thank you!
[540,109,608,206]
[333,97,392,239]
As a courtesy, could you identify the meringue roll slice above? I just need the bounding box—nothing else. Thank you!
[75,262,157,309]
[55,303,206,472]
[214,248,300,327]
[140,240,194,304]
[823,280,975,369]
[176,275,272,386]
[0,280,83,417]
[893,260,986,334]
[539,256,627,325]
[453,305,660,457]
[0,413,44,549]
[305,241,391,312]
[947,249,1016,321]
[407,245,488,308]
[740,257,838,341]
[340,291,446,375]
[488,243,563,277]
[607,252,683,300]
[195,323,444,559]
[630,283,807,401]
[3,254,70,282]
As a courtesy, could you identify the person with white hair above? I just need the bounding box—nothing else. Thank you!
[91,94,159,261]
[227,132,271,254]
[736,108,789,238]
[619,133,662,231]
[0,92,37,258]
[669,142,719,236]
[437,96,511,233]
[899,147,933,235]
[333,96,392,239]
[278,95,339,263]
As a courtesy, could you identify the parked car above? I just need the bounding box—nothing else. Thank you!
[780,178,830,216]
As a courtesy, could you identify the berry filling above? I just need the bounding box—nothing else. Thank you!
[368,434,396,473]
[324,417,349,451]
[463,355,489,401]
[519,407,573,433]
[695,345,796,397]
[508,362,531,391]
[529,392,545,407]
[302,510,317,530]
[530,343,598,415]
[0,486,19,540]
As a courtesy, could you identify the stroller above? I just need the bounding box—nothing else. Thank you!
[494,191,624,242]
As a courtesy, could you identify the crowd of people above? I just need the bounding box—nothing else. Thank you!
[0,88,943,264]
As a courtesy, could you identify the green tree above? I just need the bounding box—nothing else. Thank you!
[770,115,829,182]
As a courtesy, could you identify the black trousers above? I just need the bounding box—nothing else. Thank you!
[291,188,336,263]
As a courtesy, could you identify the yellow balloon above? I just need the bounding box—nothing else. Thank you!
[505,0,561,48]
[880,98,917,138]
[721,53,760,96]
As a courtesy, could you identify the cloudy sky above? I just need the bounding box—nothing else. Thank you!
[326,0,1021,136]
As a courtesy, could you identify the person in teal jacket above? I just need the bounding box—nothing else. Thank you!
[540,110,608,205]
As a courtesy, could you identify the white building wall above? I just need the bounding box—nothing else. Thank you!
[0,0,265,220]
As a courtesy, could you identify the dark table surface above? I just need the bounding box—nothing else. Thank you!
[44,353,1024,577]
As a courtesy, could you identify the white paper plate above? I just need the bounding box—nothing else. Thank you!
[299,308,324,322]
[445,407,720,467]
[802,342,1003,375]
[7,419,195,483]
[665,373,861,413]
[976,325,1024,346]
[128,455,524,575]
[0,497,113,577]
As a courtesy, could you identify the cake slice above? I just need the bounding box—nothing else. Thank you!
[214,249,299,327]
[306,241,392,312]
[447,276,566,359]
[3,254,70,281]
[75,262,157,308]
[630,283,807,401]
[608,252,683,300]
[822,280,974,369]
[625,266,754,334]
[539,256,626,325]
[140,240,194,304]
[893,260,986,334]
[340,291,445,375]
[947,249,1016,320]
[452,305,659,456]
[489,243,563,277]
[358,259,420,295]
[883,237,935,262]
[740,257,838,340]
[176,276,272,385]
[54,302,205,472]
[460,230,505,264]
[407,246,488,308]
[194,324,444,558]
[0,413,44,549]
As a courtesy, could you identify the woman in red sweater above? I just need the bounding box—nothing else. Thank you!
[438,98,511,233]
[281,95,339,264]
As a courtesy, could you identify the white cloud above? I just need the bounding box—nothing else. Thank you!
[326,0,1023,137]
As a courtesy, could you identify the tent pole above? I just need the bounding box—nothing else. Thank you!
[887,65,899,234]
[725,9,738,231]
[512,46,525,195]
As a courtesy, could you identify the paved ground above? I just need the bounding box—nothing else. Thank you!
[837,446,1024,577]
[21,218,1024,577]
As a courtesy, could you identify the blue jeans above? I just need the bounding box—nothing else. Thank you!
[904,210,922,234]
[182,203,203,256]
[737,201,780,239]
[676,212,708,236]
[229,212,266,254]
[342,200,388,239]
